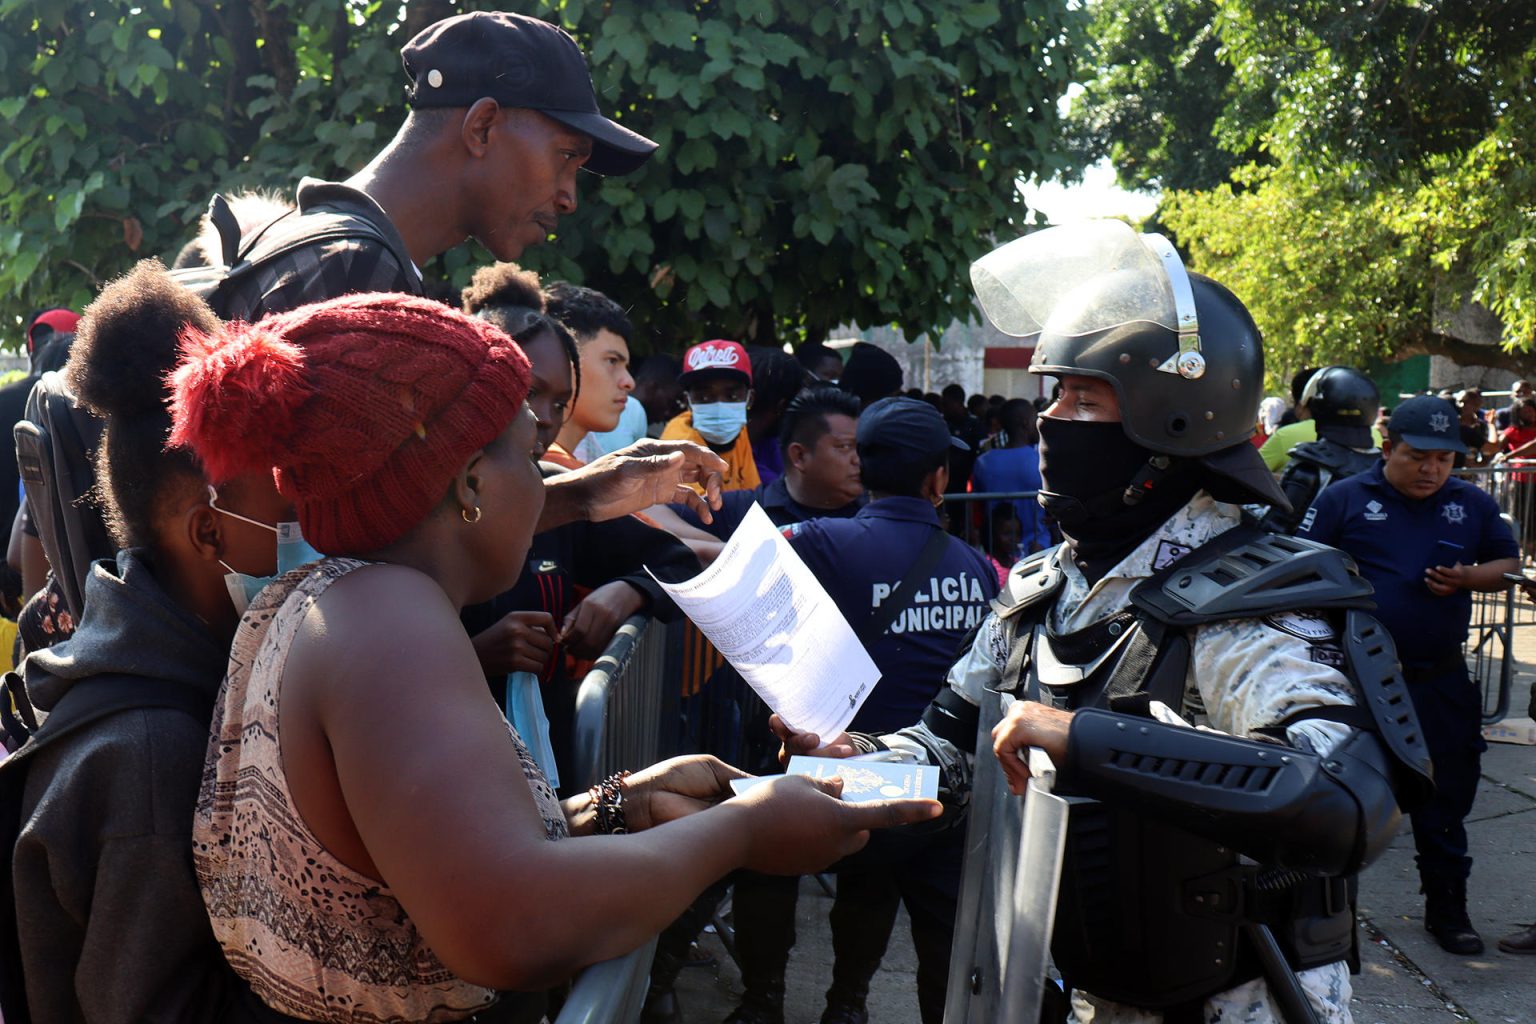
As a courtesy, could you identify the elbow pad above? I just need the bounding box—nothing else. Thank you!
[1061,709,1401,876]
[920,685,981,755]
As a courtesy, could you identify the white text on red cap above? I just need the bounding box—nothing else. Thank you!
[687,343,743,373]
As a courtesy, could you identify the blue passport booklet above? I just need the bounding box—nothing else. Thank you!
[729,756,939,802]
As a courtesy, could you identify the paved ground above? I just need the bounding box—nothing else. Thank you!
[672,741,1536,1024]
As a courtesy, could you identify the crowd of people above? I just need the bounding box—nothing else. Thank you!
[1,11,1533,1024]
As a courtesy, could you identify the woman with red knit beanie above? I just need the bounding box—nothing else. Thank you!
[170,292,941,1024]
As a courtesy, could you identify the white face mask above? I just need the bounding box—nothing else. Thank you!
[208,486,324,614]
[691,401,748,446]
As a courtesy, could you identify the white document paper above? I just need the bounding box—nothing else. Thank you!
[650,503,881,738]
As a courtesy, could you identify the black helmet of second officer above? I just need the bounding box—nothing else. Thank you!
[971,221,1286,512]
[1299,366,1380,448]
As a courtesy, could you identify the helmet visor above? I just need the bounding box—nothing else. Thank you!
[970,221,1183,340]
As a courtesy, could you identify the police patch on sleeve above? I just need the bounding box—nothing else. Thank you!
[1262,610,1337,641]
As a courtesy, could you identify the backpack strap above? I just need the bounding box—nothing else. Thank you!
[206,194,245,267]
[857,526,952,644]
[14,374,112,621]
[232,182,415,290]
[0,674,39,754]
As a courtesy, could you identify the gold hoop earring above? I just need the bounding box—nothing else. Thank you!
[462,504,482,524]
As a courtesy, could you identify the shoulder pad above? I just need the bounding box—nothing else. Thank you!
[993,544,1067,619]
[1287,438,1353,472]
[1131,526,1375,626]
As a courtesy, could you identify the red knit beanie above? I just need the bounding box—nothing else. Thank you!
[169,292,532,556]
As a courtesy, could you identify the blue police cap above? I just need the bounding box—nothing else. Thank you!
[1387,395,1467,453]
[856,396,969,459]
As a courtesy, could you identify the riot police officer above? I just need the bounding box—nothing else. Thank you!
[1264,366,1381,534]
[776,222,1431,1024]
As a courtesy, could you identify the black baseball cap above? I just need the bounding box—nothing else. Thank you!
[857,397,969,461]
[1388,395,1467,453]
[402,12,657,176]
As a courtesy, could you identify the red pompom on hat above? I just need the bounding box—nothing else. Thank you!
[169,292,532,556]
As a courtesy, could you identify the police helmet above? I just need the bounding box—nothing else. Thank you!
[971,222,1286,506]
[1300,366,1380,429]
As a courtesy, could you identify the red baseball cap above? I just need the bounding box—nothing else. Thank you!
[679,339,752,387]
[28,308,81,352]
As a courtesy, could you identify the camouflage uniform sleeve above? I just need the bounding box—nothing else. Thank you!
[1191,612,1360,758]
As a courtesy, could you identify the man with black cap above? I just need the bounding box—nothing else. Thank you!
[722,395,996,1024]
[203,12,726,536]
[777,221,1433,1024]
[1299,395,1518,956]
[218,10,657,322]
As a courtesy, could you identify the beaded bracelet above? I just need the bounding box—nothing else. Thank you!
[589,770,631,835]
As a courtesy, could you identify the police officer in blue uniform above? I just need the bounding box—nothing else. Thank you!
[646,389,870,1024]
[1299,395,1519,955]
[786,397,999,734]
[725,397,997,1024]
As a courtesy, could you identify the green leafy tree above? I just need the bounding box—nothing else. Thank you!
[0,0,1083,350]
[1071,0,1536,382]
[1062,0,1272,193]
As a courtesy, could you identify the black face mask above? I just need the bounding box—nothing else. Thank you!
[1037,417,1203,584]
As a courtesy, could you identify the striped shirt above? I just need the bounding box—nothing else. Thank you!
[218,178,422,322]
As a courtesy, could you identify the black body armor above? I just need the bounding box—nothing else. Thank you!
[1265,437,1381,535]
[989,525,1430,1012]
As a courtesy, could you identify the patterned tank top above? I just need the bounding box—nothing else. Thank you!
[193,558,568,1023]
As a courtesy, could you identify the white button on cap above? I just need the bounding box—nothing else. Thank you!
[427,69,443,88]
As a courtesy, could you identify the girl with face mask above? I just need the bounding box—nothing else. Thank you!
[4,260,302,1023]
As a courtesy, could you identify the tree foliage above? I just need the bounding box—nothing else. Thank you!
[1070,0,1536,382]
[0,0,1083,350]
[1062,0,1272,193]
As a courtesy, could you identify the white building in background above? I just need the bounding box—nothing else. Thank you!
[828,315,1046,402]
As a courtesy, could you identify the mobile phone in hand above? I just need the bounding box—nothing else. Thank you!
[1503,572,1536,587]
[1426,540,1464,573]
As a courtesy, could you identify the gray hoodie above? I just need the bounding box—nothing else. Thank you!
[10,549,236,1023]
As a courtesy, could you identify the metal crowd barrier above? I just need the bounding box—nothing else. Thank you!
[571,614,674,792]
[941,489,1047,554]
[1456,464,1536,723]
[552,936,660,1024]
[557,617,675,1024]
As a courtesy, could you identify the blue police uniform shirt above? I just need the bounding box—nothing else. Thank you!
[1298,461,1517,662]
[784,496,998,734]
[669,475,864,538]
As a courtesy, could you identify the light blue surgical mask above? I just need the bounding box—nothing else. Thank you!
[505,671,560,788]
[691,401,748,446]
[208,486,324,614]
